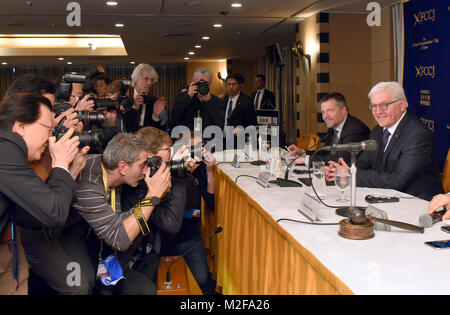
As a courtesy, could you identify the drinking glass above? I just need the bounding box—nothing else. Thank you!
[334,167,350,202]
[312,161,327,198]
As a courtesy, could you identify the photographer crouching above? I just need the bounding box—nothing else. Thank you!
[72,133,186,294]
[0,94,88,294]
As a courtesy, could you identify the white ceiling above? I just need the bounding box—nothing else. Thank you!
[0,0,398,65]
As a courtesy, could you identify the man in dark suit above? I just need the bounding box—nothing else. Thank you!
[123,63,168,133]
[171,67,225,133]
[289,92,370,166]
[327,81,443,201]
[251,74,276,110]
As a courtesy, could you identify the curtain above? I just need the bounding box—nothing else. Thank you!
[256,45,296,146]
[392,3,404,83]
[0,64,186,119]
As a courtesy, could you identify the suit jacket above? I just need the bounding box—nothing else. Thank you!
[171,92,226,132]
[356,111,443,201]
[0,130,75,233]
[123,94,168,133]
[311,114,370,164]
[251,89,276,110]
[224,92,258,128]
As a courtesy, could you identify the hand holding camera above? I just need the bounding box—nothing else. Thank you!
[48,127,81,170]
[74,94,95,111]
[144,161,172,200]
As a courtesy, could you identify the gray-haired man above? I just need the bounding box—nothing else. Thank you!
[171,66,226,132]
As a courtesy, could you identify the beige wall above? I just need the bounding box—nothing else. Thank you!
[226,59,258,96]
[295,8,394,134]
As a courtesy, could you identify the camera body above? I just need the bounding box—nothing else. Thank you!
[195,80,210,96]
[54,102,105,129]
[93,79,133,112]
[52,118,102,150]
[147,156,187,178]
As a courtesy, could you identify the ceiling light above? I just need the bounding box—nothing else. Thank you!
[1,62,7,65]
[106,1,118,5]
[231,3,242,7]
[88,43,97,50]
[130,61,135,64]
[67,61,72,64]
[213,24,222,28]
[184,57,189,60]
[58,57,64,60]
[194,45,201,48]
[202,36,210,40]
[188,51,195,55]
[115,23,124,28]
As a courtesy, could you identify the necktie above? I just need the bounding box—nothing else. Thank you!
[254,91,260,109]
[381,129,391,152]
[225,99,234,139]
[226,100,233,122]
[332,129,339,145]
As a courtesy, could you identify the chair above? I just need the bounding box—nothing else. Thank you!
[296,133,321,151]
[442,148,450,193]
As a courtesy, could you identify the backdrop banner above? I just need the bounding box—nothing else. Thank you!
[403,0,449,170]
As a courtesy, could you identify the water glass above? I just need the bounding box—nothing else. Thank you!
[334,167,350,202]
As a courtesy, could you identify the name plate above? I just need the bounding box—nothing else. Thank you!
[256,172,271,188]
[298,193,322,222]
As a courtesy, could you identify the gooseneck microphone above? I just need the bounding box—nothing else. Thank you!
[321,140,378,153]
[164,227,223,288]
[419,209,446,228]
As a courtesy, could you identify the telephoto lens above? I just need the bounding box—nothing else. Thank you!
[195,80,209,95]
[147,156,187,178]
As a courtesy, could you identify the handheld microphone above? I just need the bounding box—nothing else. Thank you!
[418,209,446,228]
[164,227,223,288]
[321,140,378,153]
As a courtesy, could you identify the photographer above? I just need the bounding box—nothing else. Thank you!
[69,82,95,112]
[95,74,111,99]
[123,63,168,133]
[171,67,226,132]
[0,94,84,294]
[72,133,174,294]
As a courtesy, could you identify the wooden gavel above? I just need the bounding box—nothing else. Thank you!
[349,208,424,233]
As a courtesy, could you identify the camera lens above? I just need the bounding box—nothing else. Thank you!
[78,110,105,128]
[196,80,210,96]
[167,160,187,177]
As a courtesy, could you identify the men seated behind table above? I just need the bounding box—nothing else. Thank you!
[72,133,185,295]
[326,81,443,201]
[288,92,370,166]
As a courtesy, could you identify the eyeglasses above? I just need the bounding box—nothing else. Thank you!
[37,121,53,136]
[368,99,401,111]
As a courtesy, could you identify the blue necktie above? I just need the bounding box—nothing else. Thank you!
[381,129,391,152]
[254,91,260,109]
[226,100,233,123]
[225,100,233,139]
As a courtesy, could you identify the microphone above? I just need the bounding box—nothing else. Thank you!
[164,227,223,288]
[321,140,378,153]
[419,209,446,228]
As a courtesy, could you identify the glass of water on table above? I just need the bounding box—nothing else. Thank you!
[334,167,350,202]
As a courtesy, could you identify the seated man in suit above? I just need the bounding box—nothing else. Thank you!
[252,74,276,110]
[223,74,257,146]
[326,81,443,201]
[288,92,370,166]
[171,66,225,132]
[123,63,168,133]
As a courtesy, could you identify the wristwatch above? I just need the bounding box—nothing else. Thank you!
[140,197,161,207]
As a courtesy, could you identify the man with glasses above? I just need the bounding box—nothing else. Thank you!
[327,81,443,201]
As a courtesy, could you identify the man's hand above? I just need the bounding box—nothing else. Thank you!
[287,144,304,156]
[54,107,80,130]
[133,94,144,111]
[187,82,198,98]
[428,194,450,220]
[48,127,80,170]
[74,95,95,111]
[144,162,171,199]
[68,146,90,180]
[153,97,166,118]
[326,158,349,183]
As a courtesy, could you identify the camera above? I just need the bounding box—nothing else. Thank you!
[147,156,187,178]
[93,79,133,112]
[195,80,209,96]
[52,118,102,150]
[142,94,156,105]
[54,102,105,129]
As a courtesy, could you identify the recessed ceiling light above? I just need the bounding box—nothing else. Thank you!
[213,24,222,28]
[1,62,7,65]
[231,3,242,7]
[130,61,135,64]
[58,57,64,61]
[115,23,124,28]
[202,36,210,40]
[188,51,195,55]
[67,61,72,65]
[194,45,201,48]
[184,57,189,60]
[106,1,118,5]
